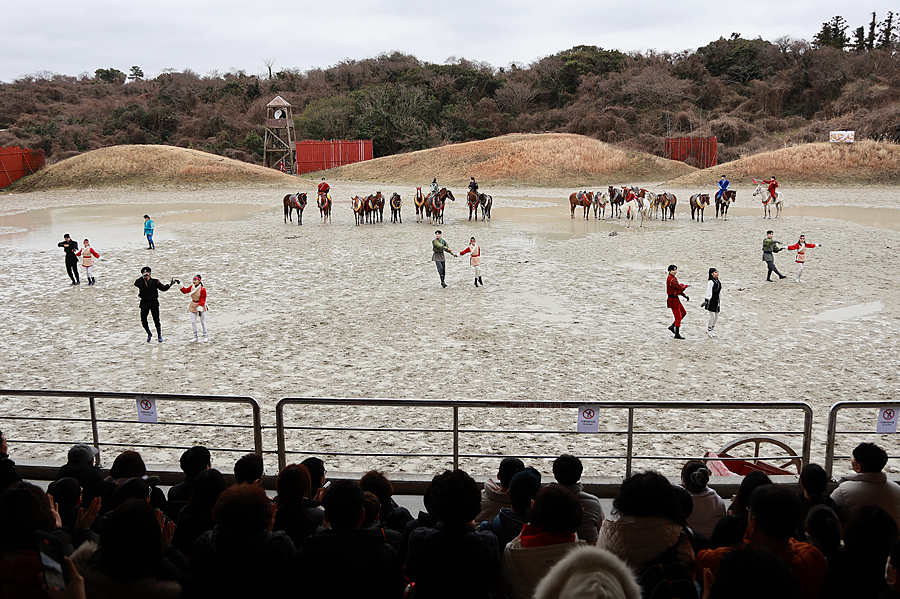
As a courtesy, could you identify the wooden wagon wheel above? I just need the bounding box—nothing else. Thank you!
[718,436,802,475]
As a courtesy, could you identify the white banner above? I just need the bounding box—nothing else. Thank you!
[830,131,855,143]
[577,405,599,433]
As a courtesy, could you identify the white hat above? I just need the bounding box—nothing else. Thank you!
[534,546,642,599]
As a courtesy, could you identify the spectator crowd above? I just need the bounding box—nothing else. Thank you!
[2,430,900,599]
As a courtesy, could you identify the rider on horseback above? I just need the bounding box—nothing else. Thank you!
[762,176,778,203]
[468,177,478,194]
[430,178,440,199]
[715,174,730,202]
[318,178,331,203]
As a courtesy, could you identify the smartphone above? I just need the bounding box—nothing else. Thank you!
[36,531,67,591]
[322,480,331,490]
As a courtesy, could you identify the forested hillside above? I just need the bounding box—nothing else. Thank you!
[1,12,897,168]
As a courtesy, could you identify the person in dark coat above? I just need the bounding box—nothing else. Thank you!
[0,431,22,496]
[58,234,80,285]
[701,267,722,338]
[298,480,404,599]
[172,468,226,557]
[166,445,210,519]
[134,266,177,343]
[100,450,167,515]
[709,471,772,549]
[360,470,413,534]
[272,464,324,548]
[191,484,296,599]
[58,443,104,507]
[399,475,439,563]
[406,469,501,599]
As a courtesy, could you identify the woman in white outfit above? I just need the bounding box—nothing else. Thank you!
[679,460,726,538]
[180,275,208,342]
[76,239,100,285]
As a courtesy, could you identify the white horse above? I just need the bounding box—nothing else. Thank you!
[622,195,638,228]
[753,183,783,219]
[593,191,609,219]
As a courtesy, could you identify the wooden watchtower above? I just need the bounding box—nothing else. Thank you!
[263,96,297,173]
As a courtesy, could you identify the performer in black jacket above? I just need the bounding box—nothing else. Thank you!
[134,266,178,342]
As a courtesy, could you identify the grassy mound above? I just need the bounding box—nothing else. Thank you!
[9,145,298,191]
[323,133,696,187]
[670,140,900,187]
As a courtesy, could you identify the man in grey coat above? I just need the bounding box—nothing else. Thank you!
[762,230,787,282]
[551,454,605,543]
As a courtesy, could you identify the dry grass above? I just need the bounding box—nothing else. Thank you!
[9,145,298,191]
[670,140,900,187]
[322,133,696,187]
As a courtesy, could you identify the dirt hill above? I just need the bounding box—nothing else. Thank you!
[9,145,299,191]
[323,133,696,187]
[670,140,900,187]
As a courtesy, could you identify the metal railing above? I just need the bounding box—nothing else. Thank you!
[275,397,813,476]
[0,390,262,465]
[826,401,900,477]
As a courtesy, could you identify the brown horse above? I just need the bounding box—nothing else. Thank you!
[569,191,593,219]
[364,193,377,223]
[608,186,624,219]
[372,191,385,222]
[658,192,677,221]
[283,192,307,225]
[689,193,710,222]
[593,191,609,219]
[466,190,479,220]
[351,195,364,225]
[715,189,736,220]
[317,192,332,223]
[414,187,426,223]
[390,192,402,223]
[427,188,455,224]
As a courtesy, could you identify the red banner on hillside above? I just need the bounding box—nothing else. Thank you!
[665,137,717,169]
[0,146,45,187]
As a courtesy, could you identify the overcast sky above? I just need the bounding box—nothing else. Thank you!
[2,1,892,82]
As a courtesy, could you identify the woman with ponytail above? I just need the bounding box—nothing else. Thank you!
[680,460,726,538]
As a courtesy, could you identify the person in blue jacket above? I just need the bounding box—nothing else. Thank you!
[715,175,730,202]
[143,215,155,250]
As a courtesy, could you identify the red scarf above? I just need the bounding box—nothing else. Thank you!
[519,523,576,548]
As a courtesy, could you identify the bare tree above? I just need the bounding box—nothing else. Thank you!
[263,59,276,79]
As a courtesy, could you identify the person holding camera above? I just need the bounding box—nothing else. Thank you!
[666,265,689,340]
[180,275,209,343]
[134,267,178,343]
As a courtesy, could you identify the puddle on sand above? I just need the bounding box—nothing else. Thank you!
[805,301,885,322]
[0,203,270,251]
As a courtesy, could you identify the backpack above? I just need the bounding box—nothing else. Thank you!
[637,541,699,599]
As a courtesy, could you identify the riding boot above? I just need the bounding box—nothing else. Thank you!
[474,278,479,287]
[674,326,685,339]
[478,277,483,286]
[156,327,163,342]
[440,275,447,288]
[668,323,676,333]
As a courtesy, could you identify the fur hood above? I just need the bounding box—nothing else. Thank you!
[70,542,181,599]
[533,545,642,599]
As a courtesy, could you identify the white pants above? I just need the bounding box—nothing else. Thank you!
[473,265,481,278]
[707,311,718,331]
[84,265,94,278]
[796,262,805,279]
[190,311,207,335]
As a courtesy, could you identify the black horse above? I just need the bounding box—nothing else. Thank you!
[390,193,402,223]
[479,193,492,221]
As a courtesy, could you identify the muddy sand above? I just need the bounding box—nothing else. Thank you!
[0,182,898,480]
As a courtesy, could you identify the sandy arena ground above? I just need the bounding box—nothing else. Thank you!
[0,181,898,480]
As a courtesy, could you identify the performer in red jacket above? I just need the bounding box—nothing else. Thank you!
[786,234,820,283]
[666,265,689,340]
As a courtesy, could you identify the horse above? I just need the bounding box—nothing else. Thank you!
[479,193,492,221]
[364,194,378,224]
[414,187,426,223]
[372,191,385,222]
[753,183,783,218]
[389,192,402,223]
[715,189,736,220]
[593,191,609,219]
[466,190,480,220]
[569,191,593,220]
[351,195,364,225]
[689,193,710,222]
[607,186,624,219]
[427,188,454,224]
[317,191,332,223]
[622,193,638,228]
[283,192,307,225]
[657,192,677,221]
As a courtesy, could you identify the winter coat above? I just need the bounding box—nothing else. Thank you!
[406,522,500,599]
[477,478,511,524]
[831,471,900,529]
[684,486,726,538]
[70,542,182,599]
[596,515,691,573]
[502,530,587,599]
[554,482,604,543]
[533,545,643,599]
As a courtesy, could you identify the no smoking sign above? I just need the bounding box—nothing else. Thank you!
[578,405,598,433]
[136,396,158,424]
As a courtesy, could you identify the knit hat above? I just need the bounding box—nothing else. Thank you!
[67,443,99,464]
[534,546,642,599]
[508,467,542,512]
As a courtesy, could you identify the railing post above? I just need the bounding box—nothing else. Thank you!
[801,405,813,469]
[625,407,634,479]
[453,406,459,470]
[89,396,101,467]
[275,401,287,472]
[825,404,840,479]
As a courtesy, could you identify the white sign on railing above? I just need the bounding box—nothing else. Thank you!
[830,131,856,143]
[577,405,599,433]
[136,397,158,423]
[878,407,898,433]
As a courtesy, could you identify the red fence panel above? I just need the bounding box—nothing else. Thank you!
[295,140,373,174]
[664,137,717,169]
[0,146,45,187]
